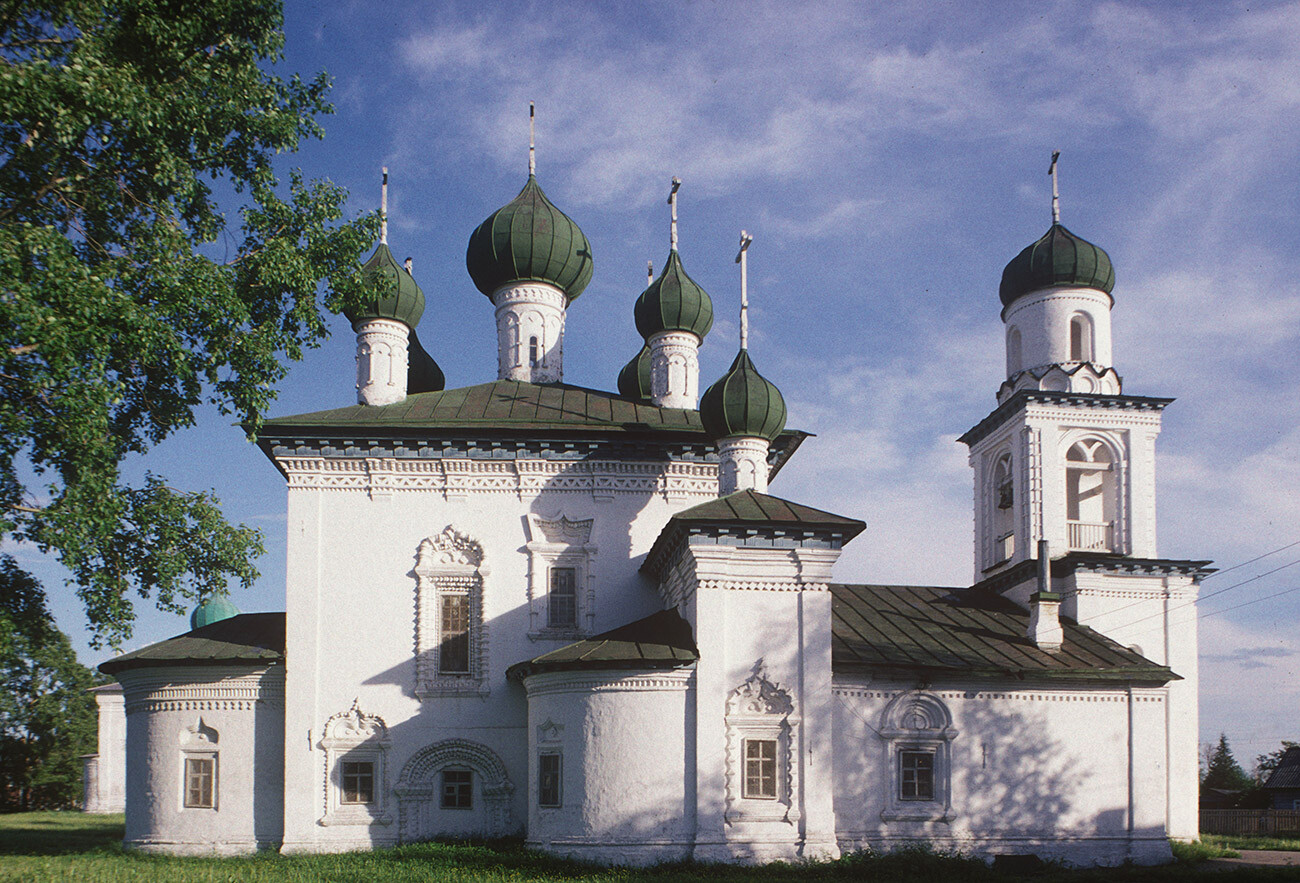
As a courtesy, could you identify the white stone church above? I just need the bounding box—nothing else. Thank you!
[92,156,1208,865]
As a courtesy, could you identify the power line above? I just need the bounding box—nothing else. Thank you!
[1202,539,1300,581]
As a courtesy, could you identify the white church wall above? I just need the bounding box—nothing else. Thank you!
[1002,286,1113,375]
[523,669,693,865]
[279,457,720,853]
[832,679,1174,866]
[84,684,126,814]
[671,542,843,862]
[115,665,284,855]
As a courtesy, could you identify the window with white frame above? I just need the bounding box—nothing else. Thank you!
[341,761,375,805]
[990,451,1015,564]
[742,738,777,800]
[879,691,956,822]
[724,664,798,823]
[414,527,489,697]
[319,701,392,827]
[179,718,218,811]
[524,514,596,638]
[538,751,562,807]
[183,755,216,808]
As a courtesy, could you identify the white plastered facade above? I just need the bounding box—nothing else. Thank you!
[101,216,1206,867]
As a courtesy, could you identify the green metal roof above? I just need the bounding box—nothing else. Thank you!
[346,242,425,327]
[634,249,714,340]
[617,345,652,402]
[667,489,865,532]
[999,223,1115,309]
[699,349,787,442]
[466,175,594,302]
[832,585,1176,684]
[506,609,698,681]
[643,489,865,577]
[99,613,285,675]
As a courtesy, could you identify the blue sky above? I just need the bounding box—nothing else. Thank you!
[19,0,1300,768]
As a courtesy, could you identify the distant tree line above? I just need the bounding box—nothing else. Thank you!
[1201,732,1298,809]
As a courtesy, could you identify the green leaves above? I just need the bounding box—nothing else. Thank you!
[0,1,377,645]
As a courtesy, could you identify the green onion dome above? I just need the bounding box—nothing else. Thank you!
[345,243,426,328]
[634,250,714,340]
[699,349,787,442]
[191,597,240,630]
[617,345,652,402]
[466,175,594,302]
[999,223,1115,308]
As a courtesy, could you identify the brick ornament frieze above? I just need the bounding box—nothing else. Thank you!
[278,456,718,499]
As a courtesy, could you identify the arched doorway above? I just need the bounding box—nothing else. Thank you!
[393,739,515,843]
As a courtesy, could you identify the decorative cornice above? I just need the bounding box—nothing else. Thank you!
[119,668,284,715]
[275,456,721,501]
[959,390,1174,448]
[522,669,693,698]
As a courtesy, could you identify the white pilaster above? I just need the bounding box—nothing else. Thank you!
[354,318,410,406]
[491,282,567,383]
[717,437,769,495]
[648,330,701,408]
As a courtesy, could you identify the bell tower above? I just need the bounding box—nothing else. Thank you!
[958,156,1209,844]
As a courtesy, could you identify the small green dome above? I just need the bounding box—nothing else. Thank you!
[191,597,240,630]
[466,175,594,302]
[634,250,714,340]
[700,349,787,442]
[346,243,426,328]
[999,223,1115,308]
[617,345,652,402]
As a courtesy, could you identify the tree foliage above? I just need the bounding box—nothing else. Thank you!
[0,555,99,810]
[1201,733,1253,793]
[0,0,379,645]
[1255,741,1299,784]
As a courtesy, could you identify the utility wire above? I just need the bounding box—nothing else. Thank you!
[1085,546,1300,625]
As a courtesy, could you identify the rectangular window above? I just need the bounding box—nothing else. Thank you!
[742,738,777,799]
[548,567,577,628]
[441,769,472,809]
[899,751,935,800]
[184,756,215,808]
[439,594,470,674]
[341,760,375,805]
[538,752,562,807]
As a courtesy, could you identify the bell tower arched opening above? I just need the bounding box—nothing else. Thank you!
[1065,439,1116,551]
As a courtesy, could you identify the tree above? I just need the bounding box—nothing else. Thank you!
[1255,741,1299,784]
[1201,733,1252,794]
[1,1,379,645]
[0,556,99,809]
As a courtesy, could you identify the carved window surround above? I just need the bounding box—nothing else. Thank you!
[415,526,490,698]
[724,663,800,825]
[879,691,957,823]
[524,513,596,640]
[319,700,393,828]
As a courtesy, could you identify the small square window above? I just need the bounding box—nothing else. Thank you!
[742,738,777,799]
[441,769,472,809]
[538,752,562,807]
[184,756,215,809]
[899,751,935,801]
[341,760,374,805]
[548,567,577,628]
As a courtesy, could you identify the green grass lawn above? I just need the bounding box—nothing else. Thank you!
[1205,834,1300,853]
[3,813,1300,883]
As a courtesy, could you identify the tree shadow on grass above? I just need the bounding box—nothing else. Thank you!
[0,811,125,856]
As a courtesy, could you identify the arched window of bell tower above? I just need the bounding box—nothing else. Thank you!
[1065,439,1116,552]
[991,453,1015,563]
[1006,327,1022,376]
[1069,313,1093,363]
